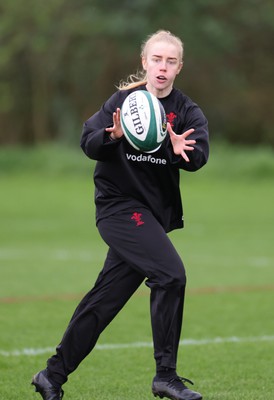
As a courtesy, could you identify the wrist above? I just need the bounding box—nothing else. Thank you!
[109,133,116,140]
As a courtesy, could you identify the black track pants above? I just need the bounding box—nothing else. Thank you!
[47,208,186,386]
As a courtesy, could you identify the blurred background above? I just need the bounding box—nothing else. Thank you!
[1,3,274,399]
[0,0,273,147]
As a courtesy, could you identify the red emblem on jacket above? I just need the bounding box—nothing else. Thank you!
[166,112,177,128]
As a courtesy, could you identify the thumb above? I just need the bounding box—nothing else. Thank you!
[167,122,176,137]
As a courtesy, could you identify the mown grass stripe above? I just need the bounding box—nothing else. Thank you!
[1,335,274,357]
[1,284,274,304]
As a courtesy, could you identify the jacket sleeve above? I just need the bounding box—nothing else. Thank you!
[168,103,209,172]
[80,91,124,161]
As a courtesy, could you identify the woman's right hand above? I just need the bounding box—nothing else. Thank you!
[105,108,124,140]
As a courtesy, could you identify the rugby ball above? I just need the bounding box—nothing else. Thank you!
[120,90,167,153]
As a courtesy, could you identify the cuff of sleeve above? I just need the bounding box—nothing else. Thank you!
[104,132,121,144]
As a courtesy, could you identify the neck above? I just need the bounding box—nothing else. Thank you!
[146,84,173,98]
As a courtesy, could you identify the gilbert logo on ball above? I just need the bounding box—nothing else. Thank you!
[120,90,167,153]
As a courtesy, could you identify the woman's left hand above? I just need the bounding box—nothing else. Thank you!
[167,123,196,162]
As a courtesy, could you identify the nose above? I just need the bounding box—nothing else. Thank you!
[159,60,167,70]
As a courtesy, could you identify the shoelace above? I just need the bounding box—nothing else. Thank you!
[168,376,194,388]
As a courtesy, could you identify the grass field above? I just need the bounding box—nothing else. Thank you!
[0,143,274,399]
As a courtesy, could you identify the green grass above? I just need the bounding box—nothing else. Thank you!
[0,143,274,399]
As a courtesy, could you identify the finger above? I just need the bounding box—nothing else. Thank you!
[185,140,196,145]
[181,151,190,162]
[184,146,195,151]
[115,110,122,126]
[105,127,114,132]
[116,115,122,128]
[182,128,195,138]
[167,122,176,136]
[115,108,120,122]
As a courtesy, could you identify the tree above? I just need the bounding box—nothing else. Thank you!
[0,0,273,146]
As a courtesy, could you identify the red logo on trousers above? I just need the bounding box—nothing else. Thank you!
[131,212,144,226]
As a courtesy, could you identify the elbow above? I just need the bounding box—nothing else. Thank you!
[80,137,97,160]
[185,144,209,172]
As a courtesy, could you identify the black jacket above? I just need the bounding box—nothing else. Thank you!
[81,85,209,232]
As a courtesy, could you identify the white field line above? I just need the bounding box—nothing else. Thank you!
[1,335,274,357]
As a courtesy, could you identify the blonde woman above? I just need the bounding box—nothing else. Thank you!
[32,30,209,400]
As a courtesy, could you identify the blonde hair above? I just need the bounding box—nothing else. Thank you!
[118,30,184,90]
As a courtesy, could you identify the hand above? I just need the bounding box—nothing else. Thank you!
[167,123,196,162]
[105,108,124,140]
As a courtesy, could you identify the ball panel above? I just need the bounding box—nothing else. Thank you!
[120,90,167,153]
[121,91,150,142]
[120,116,142,151]
[147,93,167,144]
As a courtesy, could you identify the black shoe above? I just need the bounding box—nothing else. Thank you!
[152,376,202,400]
[31,369,64,400]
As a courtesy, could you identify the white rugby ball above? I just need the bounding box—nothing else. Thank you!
[120,90,167,153]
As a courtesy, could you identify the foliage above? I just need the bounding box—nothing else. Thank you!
[0,0,273,145]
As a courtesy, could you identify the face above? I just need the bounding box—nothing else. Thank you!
[142,40,183,98]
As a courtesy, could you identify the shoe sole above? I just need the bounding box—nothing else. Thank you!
[152,388,202,400]
[152,390,165,399]
[31,376,39,393]
[152,389,174,399]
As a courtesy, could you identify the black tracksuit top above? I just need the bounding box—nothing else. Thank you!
[81,85,209,233]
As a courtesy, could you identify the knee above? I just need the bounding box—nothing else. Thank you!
[147,260,186,289]
[169,262,186,287]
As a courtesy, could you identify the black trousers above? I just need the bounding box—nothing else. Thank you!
[47,208,186,386]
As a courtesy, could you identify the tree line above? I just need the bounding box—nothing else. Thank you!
[0,0,273,146]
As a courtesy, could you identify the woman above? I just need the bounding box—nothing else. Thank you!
[32,30,209,400]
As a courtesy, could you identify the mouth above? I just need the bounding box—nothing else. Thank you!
[156,75,167,82]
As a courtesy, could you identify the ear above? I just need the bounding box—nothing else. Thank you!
[142,57,147,71]
[177,61,184,75]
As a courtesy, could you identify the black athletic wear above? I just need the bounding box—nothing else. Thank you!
[45,86,209,389]
[152,375,203,400]
[81,85,209,232]
[32,369,64,400]
[47,208,186,386]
